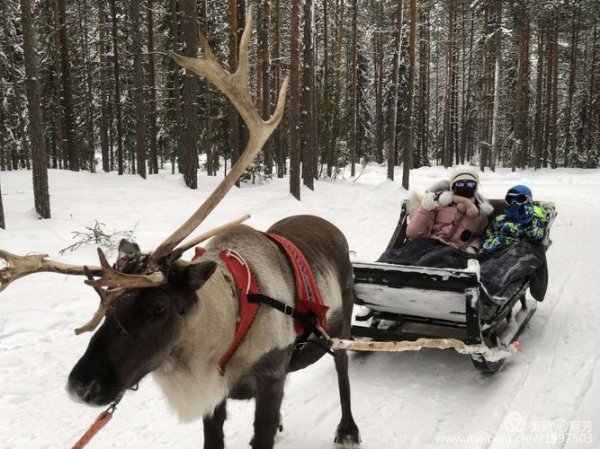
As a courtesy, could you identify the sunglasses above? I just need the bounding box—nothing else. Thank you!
[505,193,530,205]
[453,180,477,189]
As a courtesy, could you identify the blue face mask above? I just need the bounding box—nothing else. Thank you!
[505,202,534,224]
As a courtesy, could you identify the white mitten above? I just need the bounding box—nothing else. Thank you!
[438,190,454,206]
[465,246,477,254]
[421,192,436,211]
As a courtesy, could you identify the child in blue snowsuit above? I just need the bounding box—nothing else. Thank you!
[481,185,547,252]
[478,185,548,300]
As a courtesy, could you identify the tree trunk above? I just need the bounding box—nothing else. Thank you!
[289,0,302,200]
[272,0,285,178]
[327,0,344,177]
[542,16,554,168]
[77,0,95,171]
[374,2,384,165]
[533,18,544,169]
[349,0,358,177]
[460,6,474,163]
[563,6,580,167]
[21,0,51,218]
[489,0,502,172]
[388,0,404,181]
[98,0,110,172]
[110,0,124,175]
[322,0,332,175]
[513,4,530,169]
[181,0,198,189]
[451,2,459,167]
[260,0,272,175]
[147,0,159,174]
[417,5,430,167]
[228,0,244,185]
[402,0,416,189]
[56,0,78,171]
[50,1,64,169]
[584,21,597,155]
[130,0,146,179]
[479,1,494,171]
[170,0,183,174]
[302,0,315,189]
[549,17,559,168]
[443,0,457,168]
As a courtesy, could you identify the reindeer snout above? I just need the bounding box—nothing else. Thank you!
[67,377,103,404]
[67,363,121,406]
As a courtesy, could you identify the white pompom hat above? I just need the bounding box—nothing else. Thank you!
[449,165,479,187]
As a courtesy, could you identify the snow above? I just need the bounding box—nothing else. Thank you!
[1,165,600,448]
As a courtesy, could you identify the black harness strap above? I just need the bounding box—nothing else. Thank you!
[247,293,334,355]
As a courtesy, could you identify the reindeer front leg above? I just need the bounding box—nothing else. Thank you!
[203,400,227,449]
[252,373,286,449]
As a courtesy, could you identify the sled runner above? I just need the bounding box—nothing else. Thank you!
[351,199,557,374]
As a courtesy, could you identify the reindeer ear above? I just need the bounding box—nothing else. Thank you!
[184,261,217,292]
[118,239,141,261]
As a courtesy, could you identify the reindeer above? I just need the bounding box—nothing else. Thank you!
[0,10,360,449]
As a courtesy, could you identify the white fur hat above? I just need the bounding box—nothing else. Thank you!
[450,165,479,186]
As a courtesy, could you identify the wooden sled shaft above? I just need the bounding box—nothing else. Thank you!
[329,337,520,362]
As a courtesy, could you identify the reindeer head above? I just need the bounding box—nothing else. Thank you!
[67,241,218,406]
[0,8,288,407]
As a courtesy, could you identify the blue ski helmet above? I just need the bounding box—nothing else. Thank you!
[504,185,534,224]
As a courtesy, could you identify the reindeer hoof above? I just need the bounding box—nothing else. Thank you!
[334,422,361,448]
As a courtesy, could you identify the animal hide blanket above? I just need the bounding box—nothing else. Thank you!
[377,239,547,302]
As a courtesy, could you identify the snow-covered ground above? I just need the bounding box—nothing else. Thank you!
[1,165,599,449]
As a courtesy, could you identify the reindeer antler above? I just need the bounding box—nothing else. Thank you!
[84,248,165,289]
[169,214,251,261]
[74,266,125,335]
[152,7,289,261]
[0,249,101,292]
[2,9,287,336]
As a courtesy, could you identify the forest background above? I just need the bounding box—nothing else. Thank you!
[0,0,599,224]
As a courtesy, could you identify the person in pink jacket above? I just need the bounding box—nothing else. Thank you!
[407,166,492,252]
[378,165,493,268]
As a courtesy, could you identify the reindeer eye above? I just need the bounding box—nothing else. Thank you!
[148,303,167,319]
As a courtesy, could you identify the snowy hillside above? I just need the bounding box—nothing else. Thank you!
[1,165,599,449]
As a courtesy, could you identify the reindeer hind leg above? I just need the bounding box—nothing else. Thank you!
[334,287,361,447]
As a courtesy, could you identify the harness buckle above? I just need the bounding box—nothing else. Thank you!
[282,304,294,316]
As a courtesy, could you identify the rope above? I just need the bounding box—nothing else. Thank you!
[329,338,521,362]
[70,402,117,449]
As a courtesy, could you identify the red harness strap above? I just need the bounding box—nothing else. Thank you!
[192,235,329,375]
[193,247,261,375]
[216,249,261,374]
[266,233,329,333]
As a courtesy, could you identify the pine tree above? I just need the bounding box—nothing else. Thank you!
[56,0,78,171]
[110,0,124,175]
[130,0,147,179]
[21,0,50,218]
[181,0,198,189]
[289,0,301,199]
